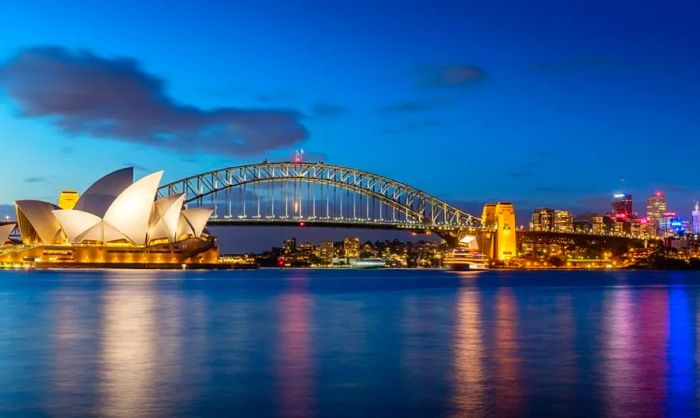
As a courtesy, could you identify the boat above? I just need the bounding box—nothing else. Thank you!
[348,258,387,269]
[443,248,489,271]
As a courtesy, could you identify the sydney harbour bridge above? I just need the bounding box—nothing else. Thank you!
[157,161,483,247]
[155,161,650,252]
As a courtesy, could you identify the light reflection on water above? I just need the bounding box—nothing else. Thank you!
[0,269,699,416]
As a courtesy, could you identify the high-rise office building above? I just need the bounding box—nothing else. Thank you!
[646,192,667,234]
[693,202,700,234]
[612,193,633,219]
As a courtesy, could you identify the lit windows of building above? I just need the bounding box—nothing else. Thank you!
[612,193,633,219]
[530,208,554,231]
[646,192,667,235]
[553,210,573,233]
[660,212,677,236]
[592,215,613,235]
[693,202,700,234]
[282,238,297,254]
[343,236,360,258]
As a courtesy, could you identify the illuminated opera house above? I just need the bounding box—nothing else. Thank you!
[0,167,220,268]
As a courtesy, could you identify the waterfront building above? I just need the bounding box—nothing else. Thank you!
[283,238,297,254]
[530,208,554,231]
[343,236,360,258]
[317,240,336,262]
[646,192,667,234]
[612,193,633,219]
[573,220,592,234]
[530,208,573,233]
[554,210,574,233]
[592,215,614,234]
[5,167,217,267]
[693,202,700,234]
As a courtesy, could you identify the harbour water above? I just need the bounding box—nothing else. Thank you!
[0,269,699,417]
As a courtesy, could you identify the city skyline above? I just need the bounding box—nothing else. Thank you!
[1,0,699,219]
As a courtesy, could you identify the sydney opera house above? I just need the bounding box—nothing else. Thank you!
[0,168,220,268]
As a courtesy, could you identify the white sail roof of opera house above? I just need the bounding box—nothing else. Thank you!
[16,167,212,246]
[73,167,134,217]
[178,208,215,239]
[0,223,16,244]
[15,200,64,244]
[149,194,186,243]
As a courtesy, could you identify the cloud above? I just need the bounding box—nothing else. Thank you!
[421,64,486,88]
[312,102,347,117]
[378,97,452,114]
[123,162,151,172]
[24,176,47,183]
[0,46,307,155]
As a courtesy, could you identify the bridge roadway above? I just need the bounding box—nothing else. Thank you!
[206,215,468,233]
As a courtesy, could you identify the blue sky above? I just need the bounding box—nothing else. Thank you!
[0,0,699,225]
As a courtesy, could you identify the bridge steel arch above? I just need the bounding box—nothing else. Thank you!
[157,162,482,238]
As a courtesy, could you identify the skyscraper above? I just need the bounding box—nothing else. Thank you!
[612,193,633,219]
[693,202,700,234]
[646,192,667,234]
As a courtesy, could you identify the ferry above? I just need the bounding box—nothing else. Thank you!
[443,249,489,271]
[349,258,387,269]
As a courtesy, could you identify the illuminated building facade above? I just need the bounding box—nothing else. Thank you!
[693,202,700,234]
[646,192,667,234]
[283,238,297,254]
[530,208,572,233]
[57,190,79,210]
[592,215,613,234]
[612,193,633,219]
[343,236,360,258]
[554,210,573,232]
[2,168,218,267]
[530,208,554,231]
[481,202,516,262]
[494,203,516,261]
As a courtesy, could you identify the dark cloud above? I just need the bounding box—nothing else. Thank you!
[312,102,347,117]
[0,46,307,155]
[24,176,47,183]
[421,64,486,88]
[123,162,151,172]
